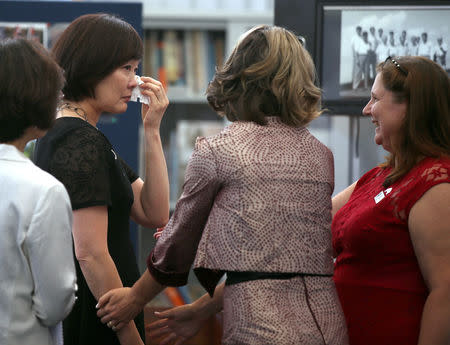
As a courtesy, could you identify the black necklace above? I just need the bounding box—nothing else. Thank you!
[59,103,88,122]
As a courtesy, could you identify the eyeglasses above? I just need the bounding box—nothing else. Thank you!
[384,56,408,76]
[298,35,305,46]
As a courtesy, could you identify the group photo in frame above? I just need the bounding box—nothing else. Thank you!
[319,5,450,102]
[0,22,47,46]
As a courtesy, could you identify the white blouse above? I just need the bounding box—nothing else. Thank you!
[0,144,77,345]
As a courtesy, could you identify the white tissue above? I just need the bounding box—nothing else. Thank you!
[130,75,150,105]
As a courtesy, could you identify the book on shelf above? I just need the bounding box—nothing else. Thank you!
[191,30,207,95]
[184,30,195,97]
[143,29,225,99]
[207,31,225,83]
[162,30,185,95]
[167,130,179,208]
[143,30,157,81]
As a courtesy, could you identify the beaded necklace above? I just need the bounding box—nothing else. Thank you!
[59,103,88,122]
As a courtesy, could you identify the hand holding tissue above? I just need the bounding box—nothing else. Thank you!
[130,75,150,105]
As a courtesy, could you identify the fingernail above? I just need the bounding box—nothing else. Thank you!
[95,303,99,309]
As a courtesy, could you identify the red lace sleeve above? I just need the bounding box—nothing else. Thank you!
[389,157,450,222]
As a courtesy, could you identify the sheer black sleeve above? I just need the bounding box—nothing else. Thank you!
[48,127,112,210]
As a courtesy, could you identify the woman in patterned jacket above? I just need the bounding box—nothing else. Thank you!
[97,25,348,345]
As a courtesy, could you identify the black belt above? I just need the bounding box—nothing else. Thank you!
[225,271,332,286]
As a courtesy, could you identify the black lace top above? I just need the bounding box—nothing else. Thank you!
[34,117,144,344]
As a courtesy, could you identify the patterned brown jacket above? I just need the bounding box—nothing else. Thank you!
[148,117,335,295]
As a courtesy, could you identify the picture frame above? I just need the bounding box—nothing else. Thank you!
[315,1,450,113]
[0,22,48,46]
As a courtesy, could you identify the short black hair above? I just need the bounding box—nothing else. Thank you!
[0,39,64,142]
[52,13,143,102]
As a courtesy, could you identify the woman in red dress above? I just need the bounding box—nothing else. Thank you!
[332,56,450,345]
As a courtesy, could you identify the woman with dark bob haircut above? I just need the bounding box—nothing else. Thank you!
[97,25,348,345]
[34,13,170,345]
[0,39,62,142]
[0,38,77,345]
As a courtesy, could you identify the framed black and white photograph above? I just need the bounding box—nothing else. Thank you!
[319,5,450,102]
[0,22,47,46]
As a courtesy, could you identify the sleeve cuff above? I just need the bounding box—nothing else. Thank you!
[147,250,189,286]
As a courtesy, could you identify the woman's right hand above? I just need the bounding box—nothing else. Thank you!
[146,304,206,345]
[139,77,169,130]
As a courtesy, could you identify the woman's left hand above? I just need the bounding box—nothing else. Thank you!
[139,76,169,130]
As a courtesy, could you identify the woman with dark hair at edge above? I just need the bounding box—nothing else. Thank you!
[0,38,77,345]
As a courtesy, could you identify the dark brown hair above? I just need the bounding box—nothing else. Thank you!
[0,39,64,142]
[52,13,143,102]
[379,56,450,187]
[206,25,322,127]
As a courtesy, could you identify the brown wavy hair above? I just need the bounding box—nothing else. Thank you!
[379,56,450,187]
[206,25,322,127]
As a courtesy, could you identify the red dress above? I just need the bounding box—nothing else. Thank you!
[332,157,450,345]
